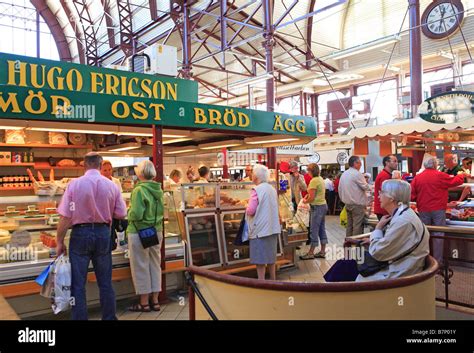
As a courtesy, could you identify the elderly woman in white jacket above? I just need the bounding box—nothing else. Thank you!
[356,179,430,282]
[246,164,281,281]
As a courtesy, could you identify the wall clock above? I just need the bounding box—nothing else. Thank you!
[421,0,464,39]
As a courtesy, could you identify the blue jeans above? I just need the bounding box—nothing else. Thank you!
[69,225,116,320]
[309,204,328,247]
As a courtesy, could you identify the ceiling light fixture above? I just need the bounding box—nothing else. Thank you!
[0,119,28,130]
[28,122,115,135]
[244,136,301,145]
[198,140,242,150]
[163,138,193,145]
[101,142,142,152]
[165,147,199,155]
[228,73,273,89]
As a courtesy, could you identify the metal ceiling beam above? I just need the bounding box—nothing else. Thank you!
[274,0,298,27]
[60,0,86,64]
[306,0,316,70]
[275,0,346,30]
[101,0,116,48]
[117,0,134,57]
[31,0,73,61]
[170,0,193,79]
[192,64,253,77]
[194,77,237,98]
[227,2,337,73]
[72,0,100,66]
[227,2,261,46]
[100,1,221,63]
[149,0,158,21]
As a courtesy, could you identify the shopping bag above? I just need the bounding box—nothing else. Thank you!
[35,261,54,286]
[296,199,310,227]
[323,259,359,282]
[340,206,348,228]
[234,217,249,246]
[40,269,55,299]
[51,255,72,314]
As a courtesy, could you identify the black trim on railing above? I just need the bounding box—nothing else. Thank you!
[184,271,218,321]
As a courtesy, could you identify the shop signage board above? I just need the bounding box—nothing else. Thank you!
[418,91,474,124]
[276,142,314,155]
[0,53,316,137]
[0,85,316,137]
[0,52,198,102]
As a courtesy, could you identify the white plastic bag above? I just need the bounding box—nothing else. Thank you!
[51,255,72,314]
[296,199,310,227]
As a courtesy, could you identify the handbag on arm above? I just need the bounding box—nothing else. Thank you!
[133,202,160,249]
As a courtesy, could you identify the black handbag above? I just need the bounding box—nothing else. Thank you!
[358,208,426,277]
[133,202,160,249]
[111,219,128,251]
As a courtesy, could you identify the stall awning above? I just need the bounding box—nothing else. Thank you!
[349,117,474,139]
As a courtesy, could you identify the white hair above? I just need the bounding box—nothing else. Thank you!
[252,164,270,183]
[135,160,156,180]
[423,156,438,169]
[381,179,411,206]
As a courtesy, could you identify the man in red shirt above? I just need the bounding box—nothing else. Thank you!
[411,156,465,264]
[374,155,398,220]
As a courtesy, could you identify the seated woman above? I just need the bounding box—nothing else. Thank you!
[356,179,430,282]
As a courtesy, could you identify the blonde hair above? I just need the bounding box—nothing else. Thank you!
[169,169,182,179]
[101,160,112,168]
[135,160,156,180]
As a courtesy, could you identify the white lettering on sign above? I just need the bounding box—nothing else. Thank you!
[418,91,474,124]
[18,328,56,347]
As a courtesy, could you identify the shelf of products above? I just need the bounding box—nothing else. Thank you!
[0,163,35,167]
[0,187,34,191]
[34,166,84,170]
[0,143,92,149]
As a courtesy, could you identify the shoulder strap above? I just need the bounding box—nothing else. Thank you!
[131,187,159,230]
[389,224,426,264]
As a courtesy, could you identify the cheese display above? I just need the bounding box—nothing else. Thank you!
[0,219,19,231]
[68,133,87,145]
[5,129,26,144]
[10,230,32,248]
[0,229,11,246]
[48,132,68,145]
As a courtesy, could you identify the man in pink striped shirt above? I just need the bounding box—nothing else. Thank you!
[56,152,127,320]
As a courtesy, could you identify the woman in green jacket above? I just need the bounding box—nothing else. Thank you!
[127,160,164,312]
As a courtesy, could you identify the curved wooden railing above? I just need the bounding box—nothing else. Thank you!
[188,256,438,292]
[187,256,439,320]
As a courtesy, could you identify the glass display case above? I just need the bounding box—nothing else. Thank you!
[220,210,249,264]
[180,183,217,213]
[218,183,252,210]
[163,186,184,245]
[0,195,64,266]
[184,212,222,268]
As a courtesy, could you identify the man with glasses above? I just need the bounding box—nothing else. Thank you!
[374,155,398,220]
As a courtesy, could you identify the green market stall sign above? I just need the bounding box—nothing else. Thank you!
[419,91,474,124]
[0,52,198,102]
[0,85,316,137]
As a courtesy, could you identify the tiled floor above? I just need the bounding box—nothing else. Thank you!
[87,294,190,321]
